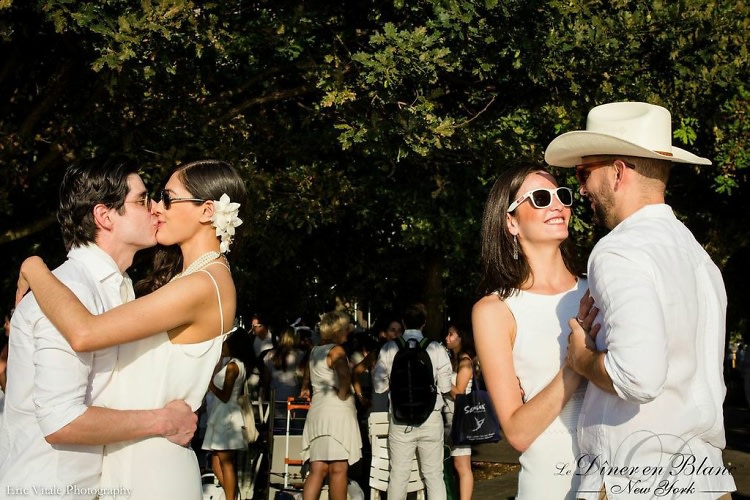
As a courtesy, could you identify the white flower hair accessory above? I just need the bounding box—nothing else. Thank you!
[211,193,243,253]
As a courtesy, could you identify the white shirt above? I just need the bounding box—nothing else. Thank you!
[262,348,304,402]
[253,333,274,357]
[577,204,736,499]
[372,330,452,412]
[0,244,131,499]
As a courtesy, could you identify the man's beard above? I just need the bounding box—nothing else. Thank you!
[592,202,607,227]
[589,187,616,230]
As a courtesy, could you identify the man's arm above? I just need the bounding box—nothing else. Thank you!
[431,342,453,397]
[576,246,668,402]
[33,282,196,447]
[46,401,197,447]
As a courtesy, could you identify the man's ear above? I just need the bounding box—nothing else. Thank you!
[92,204,113,231]
[200,200,215,224]
[612,159,630,190]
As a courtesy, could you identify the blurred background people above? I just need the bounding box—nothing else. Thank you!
[351,316,403,414]
[301,311,362,500]
[251,312,274,358]
[444,322,476,500]
[202,329,253,500]
[261,326,305,432]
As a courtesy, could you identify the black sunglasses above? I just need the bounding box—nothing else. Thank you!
[159,190,206,210]
[507,187,573,213]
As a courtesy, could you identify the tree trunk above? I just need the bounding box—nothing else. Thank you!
[423,252,445,340]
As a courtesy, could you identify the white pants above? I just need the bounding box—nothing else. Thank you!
[387,411,446,500]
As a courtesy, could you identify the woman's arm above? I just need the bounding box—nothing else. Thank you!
[0,343,8,392]
[298,354,311,399]
[209,361,239,404]
[328,345,352,401]
[258,351,272,399]
[473,295,582,453]
[19,256,232,352]
[351,352,374,408]
[450,354,473,399]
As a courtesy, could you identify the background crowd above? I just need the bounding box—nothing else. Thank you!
[191,305,477,500]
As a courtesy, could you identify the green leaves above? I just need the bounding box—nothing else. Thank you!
[1,0,749,328]
[674,117,699,146]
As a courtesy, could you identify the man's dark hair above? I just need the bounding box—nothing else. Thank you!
[252,312,270,328]
[402,303,427,330]
[58,158,139,251]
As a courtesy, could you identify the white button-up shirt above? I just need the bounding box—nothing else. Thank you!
[0,244,131,499]
[576,204,736,499]
[372,329,453,412]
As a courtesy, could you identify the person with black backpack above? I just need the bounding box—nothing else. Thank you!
[372,303,452,500]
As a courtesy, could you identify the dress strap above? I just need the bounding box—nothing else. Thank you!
[198,266,226,336]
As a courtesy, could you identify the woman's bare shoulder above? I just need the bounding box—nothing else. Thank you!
[473,293,511,317]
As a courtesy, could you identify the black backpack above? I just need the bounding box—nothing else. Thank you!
[389,336,438,425]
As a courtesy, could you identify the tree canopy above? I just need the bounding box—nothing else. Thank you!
[1,0,748,339]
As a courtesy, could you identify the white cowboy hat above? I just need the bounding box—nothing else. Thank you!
[544,101,711,167]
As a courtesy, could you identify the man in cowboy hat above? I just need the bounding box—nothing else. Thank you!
[546,102,736,499]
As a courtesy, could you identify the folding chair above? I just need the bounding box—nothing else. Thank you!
[237,390,271,499]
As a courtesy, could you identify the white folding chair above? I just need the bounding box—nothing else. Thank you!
[237,391,271,499]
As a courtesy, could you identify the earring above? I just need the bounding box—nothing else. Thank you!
[513,235,518,260]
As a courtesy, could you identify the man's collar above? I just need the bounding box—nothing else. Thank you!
[403,329,423,339]
[68,243,126,283]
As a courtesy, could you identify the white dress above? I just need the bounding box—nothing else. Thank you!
[503,279,588,500]
[98,268,228,499]
[202,357,247,451]
[301,344,362,465]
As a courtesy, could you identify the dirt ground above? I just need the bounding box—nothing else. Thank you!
[471,461,520,481]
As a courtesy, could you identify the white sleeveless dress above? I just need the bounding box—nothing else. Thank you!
[98,268,229,499]
[202,357,247,451]
[301,344,362,465]
[504,279,588,500]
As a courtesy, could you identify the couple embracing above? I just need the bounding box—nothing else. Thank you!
[0,158,246,499]
[474,102,736,500]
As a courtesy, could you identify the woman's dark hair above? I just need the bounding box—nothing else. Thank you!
[226,326,255,370]
[448,322,475,371]
[136,160,248,294]
[476,164,581,299]
[58,158,139,251]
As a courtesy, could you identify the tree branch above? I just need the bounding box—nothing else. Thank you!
[0,213,57,244]
[209,84,316,126]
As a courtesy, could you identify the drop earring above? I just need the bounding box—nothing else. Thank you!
[513,235,518,260]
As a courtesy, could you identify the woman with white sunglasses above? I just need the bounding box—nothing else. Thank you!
[473,164,594,499]
[16,160,246,499]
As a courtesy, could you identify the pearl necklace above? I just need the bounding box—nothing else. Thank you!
[172,251,224,280]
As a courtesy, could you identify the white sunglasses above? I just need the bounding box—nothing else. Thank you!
[507,187,573,213]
